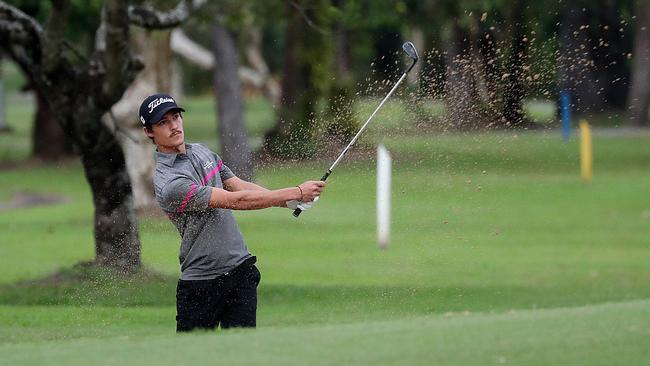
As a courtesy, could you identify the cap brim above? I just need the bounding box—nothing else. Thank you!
[150,106,186,125]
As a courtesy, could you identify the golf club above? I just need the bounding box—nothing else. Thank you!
[294,41,419,218]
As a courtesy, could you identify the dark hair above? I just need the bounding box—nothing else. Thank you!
[144,123,155,143]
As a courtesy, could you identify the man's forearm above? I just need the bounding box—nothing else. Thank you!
[223,177,269,192]
[209,187,299,210]
[238,181,269,192]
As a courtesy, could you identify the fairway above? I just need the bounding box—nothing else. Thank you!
[1,128,650,365]
[2,300,648,366]
[2,0,649,362]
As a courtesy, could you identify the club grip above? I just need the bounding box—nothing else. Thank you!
[320,171,331,181]
[293,170,331,218]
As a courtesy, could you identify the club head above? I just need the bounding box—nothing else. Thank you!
[402,41,419,73]
[402,41,419,61]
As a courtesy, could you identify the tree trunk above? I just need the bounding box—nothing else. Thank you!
[263,0,331,159]
[103,29,177,213]
[2,0,143,272]
[243,27,281,105]
[118,129,158,212]
[264,3,311,158]
[31,84,74,160]
[558,0,605,115]
[105,79,159,213]
[327,0,356,142]
[333,10,350,77]
[46,84,143,273]
[80,128,141,270]
[407,26,425,85]
[0,62,10,133]
[467,16,490,104]
[212,24,253,180]
[502,0,528,127]
[592,1,630,109]
[625,0,650,127]
[443,21,480,129]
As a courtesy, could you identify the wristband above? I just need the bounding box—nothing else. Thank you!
[296,185,303,201]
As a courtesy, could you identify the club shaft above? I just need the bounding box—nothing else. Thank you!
[293,61,413,219]
[328,71,408,173]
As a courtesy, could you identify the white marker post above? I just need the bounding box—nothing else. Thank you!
[377,144,392,249]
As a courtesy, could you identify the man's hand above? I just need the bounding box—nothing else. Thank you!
[298,181,325,202]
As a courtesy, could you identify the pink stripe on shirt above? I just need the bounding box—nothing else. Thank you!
[177,160,222,214]
[201,160,223,186]
[177,183,197,214]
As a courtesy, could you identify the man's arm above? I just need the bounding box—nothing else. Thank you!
[223,176,269,192]
[208,180,325,210]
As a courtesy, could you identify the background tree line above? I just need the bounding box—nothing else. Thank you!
[0,0,647,273]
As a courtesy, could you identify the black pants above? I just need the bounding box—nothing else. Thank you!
[176,257,261,332]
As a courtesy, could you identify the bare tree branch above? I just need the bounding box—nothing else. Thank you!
[0,2,44,90]
[42,0,70,73]
[102,0,140,106]
[128,0,207,29]
[288,0,330,35]
[170,28,214,69]
[0,2,42,48]
[170,28,280,103]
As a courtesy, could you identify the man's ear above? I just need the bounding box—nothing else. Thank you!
[143,126,154,139]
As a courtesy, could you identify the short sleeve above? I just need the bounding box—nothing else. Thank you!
[213,152,235,181]
[160,176,212,214]
[219,162,235,181]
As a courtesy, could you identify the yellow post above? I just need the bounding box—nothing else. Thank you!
[579,120,593,183]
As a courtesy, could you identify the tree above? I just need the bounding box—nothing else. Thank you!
[0,60,9,133]
[167,19,280,178]
[263,0,332,159]
[591,0,633,110]
[325,0,358,142]
[557,0,605,115]
[0,0,205,272]
[626,0,650,126]
[95,0,278,212]
[212,23,253,180]
[103,27,180,213]
[501,0,528,127]
[430,1,506,129]
[442,9,483,129]
[29,79,75,160]
[5,0,85,160]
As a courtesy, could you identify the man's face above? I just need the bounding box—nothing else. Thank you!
[144,110,184,152]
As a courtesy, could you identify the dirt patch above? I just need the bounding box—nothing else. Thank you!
[0,191,71,212]
[10,261,170,287]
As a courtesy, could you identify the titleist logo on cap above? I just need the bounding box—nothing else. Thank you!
[148,97,175,113]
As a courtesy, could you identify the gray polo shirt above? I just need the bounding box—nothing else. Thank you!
[153,143,252,280]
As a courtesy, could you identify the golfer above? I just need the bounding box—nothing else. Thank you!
[139,93,324,332]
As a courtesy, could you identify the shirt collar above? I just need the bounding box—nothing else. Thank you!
[155,144,193,167]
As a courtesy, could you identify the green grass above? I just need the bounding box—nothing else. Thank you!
[0,94,34,163]
[0,93,649,364]
[1,300,648,365]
